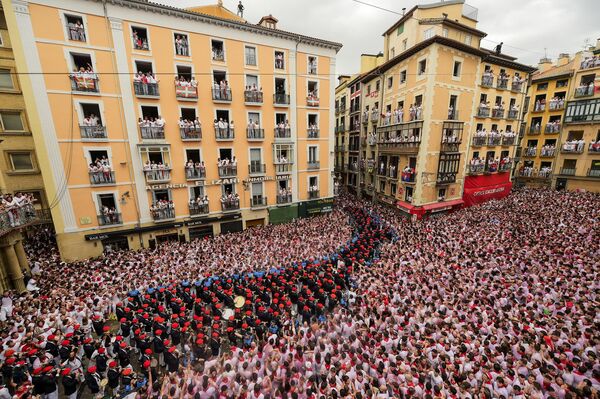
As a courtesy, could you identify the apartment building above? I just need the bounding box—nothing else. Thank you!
[4,0,341,260]
[338,0,534,218]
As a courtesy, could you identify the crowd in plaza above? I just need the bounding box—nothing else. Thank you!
[0,188,599,398]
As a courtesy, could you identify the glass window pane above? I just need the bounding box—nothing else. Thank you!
[10,153,33,170]
[1,113,24,131]
[0,70,13,89]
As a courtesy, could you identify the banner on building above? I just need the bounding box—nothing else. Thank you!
[463,173,512,206]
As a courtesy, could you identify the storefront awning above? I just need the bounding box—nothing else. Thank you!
[422,199,464,212]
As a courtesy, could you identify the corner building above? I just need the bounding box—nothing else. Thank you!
[337,0,535,217]
[4,0,341,260]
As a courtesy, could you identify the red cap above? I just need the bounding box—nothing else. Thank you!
[171,323,179,329]
[155,330,162,336]
[115,336,122,341]
[61,340,70,346]
[102,326,110,332]
[145,349,153,355]
[122,368,132,376]
[5,358,15,365]
[33,367,43,375]
[109,361,117,368]
[83,338,92,344]
[98,348,106,354]
[119,342,127,348]
[143,360,151,368]
[61,368,71,376]
[163,339,170,346]
[168,346,176,353]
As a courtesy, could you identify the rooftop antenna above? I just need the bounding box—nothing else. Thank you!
[402,7,406,16]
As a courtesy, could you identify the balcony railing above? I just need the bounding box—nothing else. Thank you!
[477,107,490,118]
[277,193,292,204]
[307,161,320,170]
[249,163,266,175]
[215,127,234,141]
[274,128,291,140]
[589,143,600,153]
[273,93,290,105]
[140,126,165,140]
[498,161,513,172]
[175,84,198,99]
[400,171,416,183]
[246,128,265,140]
[244,90,263,104]
[491,108,505,119]
[212,88,232,102]
[221,199,240,212]
[144,168,171,182]
[67,25,86,41]
[447,109,459,121]
[180,127,202,141]
[511,82,523,92]
[152,207,175,221]
[70,75,98,93]
[350,103,360,113]
[533,104,546,113]
[496,78,509,90]
[524,147,537,157]
[134,82,159,97]
[370,112,379,123]
[549,101,565,111]
[218,165,237,178]
[481,75,494,87]
[306,96,319,107]
[561,143,584,154]
[559,167,576,176]
[587,169,600,178]
[468,164,485,175]
[540,148,556,157]
[335,126,346,133]
[574,85,595,98]
[307,129,320,139]
[97,212,122,226]
[251,196,267,208]
[89,171,116,185]
[529,125,541,135]
[308,190,320,199]
[185,167,206,180]
[487,136,502,146]
[502,136,516,146]
[80,125,107,139]
[189,203,209,216]
[507,109,519,119]
[0,204,38,236]
[472,136,487,146]
[545,123,561,134]
[275,163,293,174]
[516,169,552,179]
[436,172,457,185]
[377,140,421,153]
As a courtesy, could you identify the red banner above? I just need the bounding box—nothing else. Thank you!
[463,174,512,207]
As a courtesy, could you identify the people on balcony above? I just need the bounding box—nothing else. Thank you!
[546,120,561,133]
[308,122,318,136]
[576,81,595,95]
[509,103,519,115]
[307,90,319,105]
[245,84,262,102]
[275,154,289,164]
[512,74,525,87]
[562,139,585,153]
[178,117,201,133]
[99,205,119,225]
[67,19,86,41]
[138,116,165,138]
[185,160,206,178]
[278,187,292,202]
[492,102,505,116]
[370,108,379,121]
[482,69,494,85]
[541,144,556,157]
[497,70,509,87]
[548,96,565,110]
[132,30,148,50]
[211,46,224,61]
[274,52,284,69]
[308,185,319,193]
[499,156,511,169]
[189,195,209,212]
[174,75,197,98]
[478,100,490,115]
[501,130,516,141]
[589,140,600,152]
[408,103,422,121]
[0,193,36,229]
[70,64,97,90]
[143,160,170,180]
[217,157,237,176]
[174,35,189,56]
[580,55,600,69]
[388,164,397,178]
[247,119,260,137]
[150,199,175,219]
[88,157,113,184]
[220,193,240,209]
[534,98,546,112]
[469,157,485,173]
[213,79,231,100]
[401,165,415,182]
[133,71,159,95]
[214,118,234,138]
[81,113,103,138]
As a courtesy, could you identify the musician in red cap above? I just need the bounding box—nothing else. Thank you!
[61,368,78,399]
[152,330,165,367]
[106,360,120,396]
[84,365,101,398]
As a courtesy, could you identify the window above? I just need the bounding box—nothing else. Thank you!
[251,182,263,201]
[537,83,548,91]
[245,46,257,66]
[556,79,568,88]
[390,48,395,58]
[211,39,225,61]
[173,33,190,57]
[65,14,86,42]
[274,51,285,69]
[402,39,408,50]
[9,152,34,171]
[387,76,393,89]
[396,24,404,35]
[375,81,380,92]
[308,146,318,163]
[438,188,446,199]
[0,69,14,89]
[308,56,317,74]
[0,112,24,131]
[400,70,407,84]
[367,85,371,95]
[423,28,434,40]
[465,34,472,45]
[131,26,149,50]
[418,59,427,75]
[453,61,462,78]
[442,28,449,38]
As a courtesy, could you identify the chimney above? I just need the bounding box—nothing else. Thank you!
[258,14,278,29]
[537,57,552,73]
[557,53,570,67]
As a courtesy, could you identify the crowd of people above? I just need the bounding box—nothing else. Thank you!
[580,55,600,69]
[1,188,599,398]
[0,193,37,231]
[518,165,552,178]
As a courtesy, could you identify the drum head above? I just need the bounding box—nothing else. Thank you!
[234,296,245,308]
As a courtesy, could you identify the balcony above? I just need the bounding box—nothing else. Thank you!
[277,193,292,204]
[251,196,268,208]
[152,207,175,222]
[189,203,209,217]
[559,167,576,176]
[249,163,266,175]
[350,103,360,113]
[67,25,86,42]
[274,162,293,174]
[498,161,512,173]
[89,171,116,185]
[507,109,519,119]
[587,169,600,178]
[589,143,600,153]
[549,101,565,111]
[185,166,206,180]
[306,96,320,107]
[468,164,485,175]
[476,106,490,118]
[273,93,290,106]
[370,112,379,123]
[491,108,505,119]
[212,88,232,102]
[532,104,546,113]
[80,125,107,140]
[180,127,202,141]
[540,148,556,157]
[0,204,38,236]
[447,109,459,121]
[307,129,320,139]
[524,147,537,157]
[561,142,584,154]
[436,172,457,185]
[501,136,516,146]
[97,212,122,226]
[246,128,265,141]
[274,127,292,140]
[221,199,240,212]
[307,161,320,170]
[511,82,524,92]
[218,165,237,178]
[335,145,345,152]
[215,127,234,141]
[529,125,541,135]
[175,84,198,100]
[574,85,595,98]
[481,75,494,87]
[377,139,421,154]
[70,75,99,93]
[472,136,487,147]
[335,125,346,133]
[144,168,171,183]
[487,136,502,146]
[400,171,416,183]
[308,190,320,199]
[544,123,561,134]
[348,144,360,152]
[140,126,165,140]
[244,90,263,105]
[516,169,552,179]
[134,82,159,97]
[496,77,509,90]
